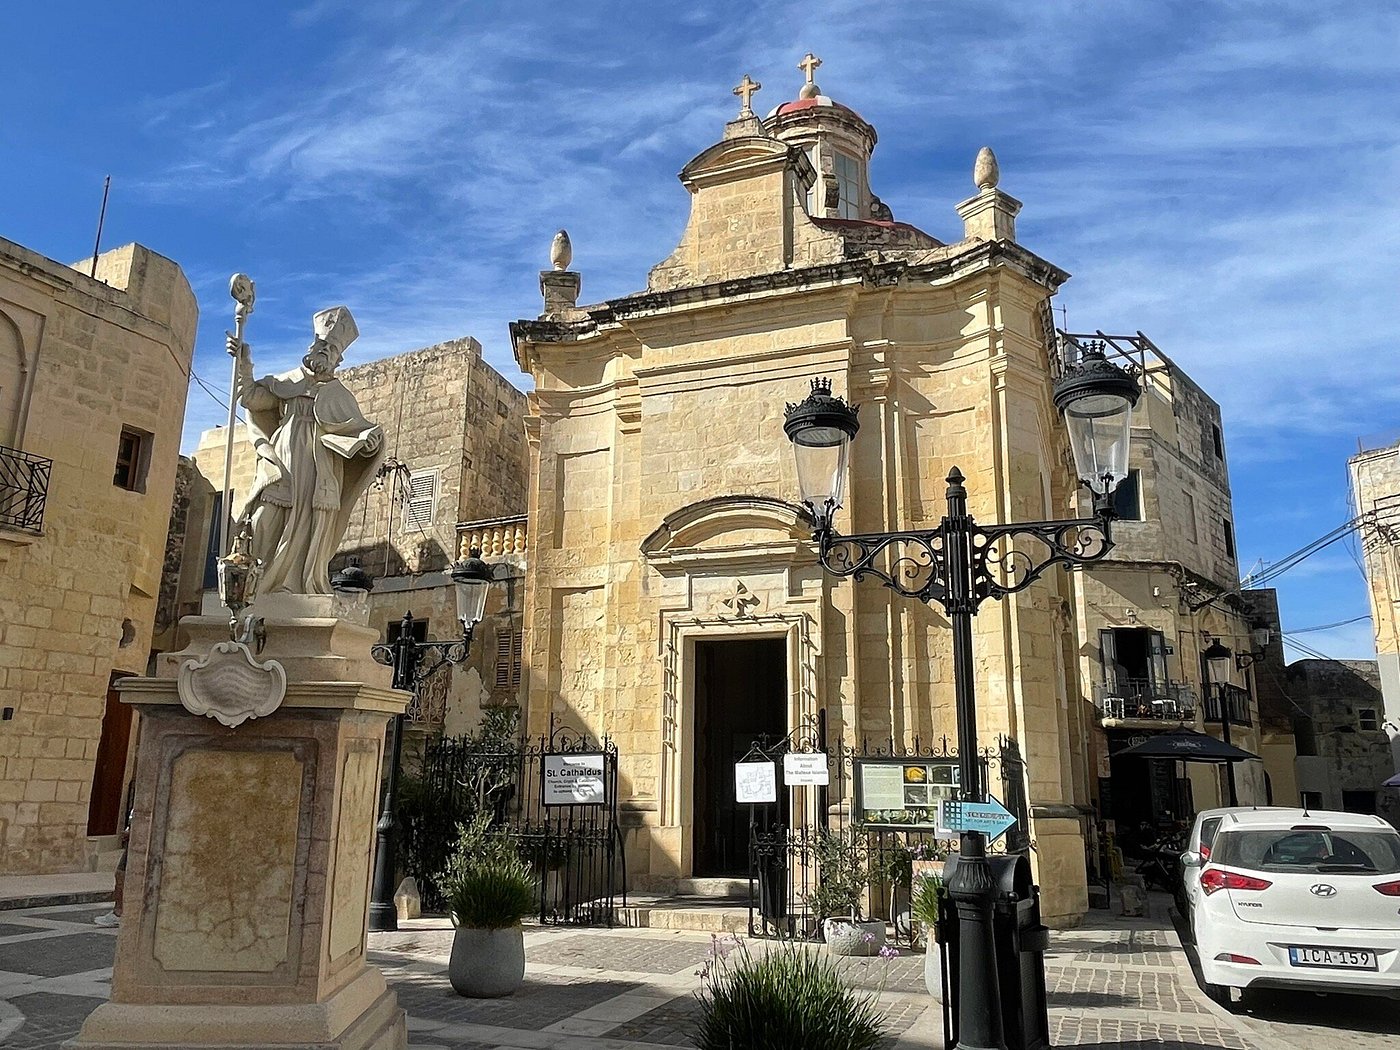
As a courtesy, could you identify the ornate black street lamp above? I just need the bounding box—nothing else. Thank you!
[784,342,1140,1050]
[337,548,496,933]
[1202,639,1241,807]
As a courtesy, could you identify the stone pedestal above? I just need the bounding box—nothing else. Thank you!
[70,597,409,1049]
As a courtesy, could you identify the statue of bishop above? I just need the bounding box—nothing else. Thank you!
[227,306,385,595]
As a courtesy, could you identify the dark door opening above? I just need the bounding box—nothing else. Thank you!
[87,673,134,836]
[693,637,787,878]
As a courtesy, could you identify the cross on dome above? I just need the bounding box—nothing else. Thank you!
[798,52,822,99]
[732,74,762,116]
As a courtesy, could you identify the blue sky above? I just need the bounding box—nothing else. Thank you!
[4,1,1397,659]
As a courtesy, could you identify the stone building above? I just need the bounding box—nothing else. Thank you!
[509,63,1142,924]
[1283,659,1398,826]
[180,336,530,735]
[1060,332,1285,839]
[1349,438,1400,775]
[0,237,197,875]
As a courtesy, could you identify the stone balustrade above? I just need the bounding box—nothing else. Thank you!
[458,514,528,560]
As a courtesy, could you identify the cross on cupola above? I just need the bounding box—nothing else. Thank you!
[732,74,761,117]
[798,52,822,98]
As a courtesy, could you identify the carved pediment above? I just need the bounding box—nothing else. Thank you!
[641,495,814,565]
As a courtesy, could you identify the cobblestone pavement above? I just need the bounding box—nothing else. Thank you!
[2,897,1397,1049]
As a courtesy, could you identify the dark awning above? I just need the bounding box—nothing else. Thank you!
[1383,771,1400,788]
[1113,728,1260,764]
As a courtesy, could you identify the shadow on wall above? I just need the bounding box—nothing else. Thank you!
[331,537,451,581]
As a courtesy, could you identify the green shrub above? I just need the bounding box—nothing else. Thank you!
[911,872,945,930]
[804,829,870,921]
[694,939,886,1050]
[437,815,538,929]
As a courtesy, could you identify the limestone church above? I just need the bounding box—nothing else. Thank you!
[511,58,1098,923]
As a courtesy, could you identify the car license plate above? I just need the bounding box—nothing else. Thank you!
[1287,946,1378,970]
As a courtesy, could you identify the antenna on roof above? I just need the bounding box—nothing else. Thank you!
[89,175,111,279]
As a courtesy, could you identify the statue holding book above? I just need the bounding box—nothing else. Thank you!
[226,305,384,595]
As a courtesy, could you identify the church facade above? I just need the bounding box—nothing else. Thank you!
[511,62,1104,922]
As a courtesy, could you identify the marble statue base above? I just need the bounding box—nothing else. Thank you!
[68,598,409,1050]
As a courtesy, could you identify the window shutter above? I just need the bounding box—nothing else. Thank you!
[403,470,437,531]
[495,626,523,688]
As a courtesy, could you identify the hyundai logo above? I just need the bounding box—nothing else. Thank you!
[1309,883,1337,898]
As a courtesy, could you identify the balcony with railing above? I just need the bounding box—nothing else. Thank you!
[1093,677,1197,723]
[0,444,51,534]
[1203,683,1253,727]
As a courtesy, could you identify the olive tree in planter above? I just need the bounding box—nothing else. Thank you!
[437,817,538,998]
[806,830,885,957]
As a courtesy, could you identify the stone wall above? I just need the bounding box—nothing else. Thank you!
[0,237,197,874]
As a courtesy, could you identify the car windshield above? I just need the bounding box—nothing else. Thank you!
[1212,828,1400,875]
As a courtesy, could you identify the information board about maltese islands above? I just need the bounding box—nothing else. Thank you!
[542,753,607,806]
[855,758,959,829]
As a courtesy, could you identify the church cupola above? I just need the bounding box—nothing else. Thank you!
[762,53,880,221]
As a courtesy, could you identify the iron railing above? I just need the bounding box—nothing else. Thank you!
[1093,678,1197,722]
[0,444,50,534]
[1203,683,1253,726]
[747,727,1032,946]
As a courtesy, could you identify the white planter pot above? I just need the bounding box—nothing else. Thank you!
[822,918,886,957]
[924,945,944,1001]
[447,926,526,998]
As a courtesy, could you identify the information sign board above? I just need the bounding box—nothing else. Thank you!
[542,752,607,806]
[735,760,778,804]
[853,757,959,829]
[782,752,830,787]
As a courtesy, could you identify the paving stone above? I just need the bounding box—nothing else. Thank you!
[386,964,637,1031]
[4,991,102,1050]
[0,923,43,938]
[19,907,110,925]
[526,933,712,975]
[0,934,115,978]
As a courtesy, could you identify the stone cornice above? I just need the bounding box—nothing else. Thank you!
[511,240,1070,359]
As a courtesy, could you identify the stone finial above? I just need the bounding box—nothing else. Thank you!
[799,52,822,99]
[549,229,572,271]
[974,146,1000,191]
[733,74,761,117]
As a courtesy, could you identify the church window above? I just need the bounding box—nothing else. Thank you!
[1359,708,1379,731]
[403,468,438,532]
[1112,469,1142,521]
[832,151,861,219]
[113,425,153,492]
[1222,517,1236,560]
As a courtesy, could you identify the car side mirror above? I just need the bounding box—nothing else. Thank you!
[1179,850,1202,869]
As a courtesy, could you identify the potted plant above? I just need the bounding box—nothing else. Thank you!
[911,871,946,1001]
[807,830,885,956]
[437,817,538,997]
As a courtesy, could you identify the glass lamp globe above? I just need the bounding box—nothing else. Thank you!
[1052,342,1142,498]
[1202,639,1233,686]
[783,378,860,521]
[451,547,494,633]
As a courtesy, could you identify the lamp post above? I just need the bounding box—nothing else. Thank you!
[1202,639,1239,807]
[335,547,497,933]
[783,342,1140,1050]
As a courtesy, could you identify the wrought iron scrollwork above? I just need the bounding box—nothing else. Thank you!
[811,502,1115,616]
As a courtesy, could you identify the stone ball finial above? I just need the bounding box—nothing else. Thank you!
[550,229,572,271]
[974,146,1000,191]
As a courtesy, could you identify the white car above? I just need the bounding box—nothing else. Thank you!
[1179,807,1286,938]
[1183,808,1400,1005]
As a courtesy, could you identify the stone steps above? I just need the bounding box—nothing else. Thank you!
[614,893,751,934]
[630,875,750,899]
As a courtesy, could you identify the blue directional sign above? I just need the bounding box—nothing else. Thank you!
[938,797,1017,842]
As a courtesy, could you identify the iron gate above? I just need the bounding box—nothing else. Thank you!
[415,722,626,924]
[745,716,1032,945]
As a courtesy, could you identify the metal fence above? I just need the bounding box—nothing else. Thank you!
[745,721,1032,945]
[415,725,626,924]
[0,444,50,533]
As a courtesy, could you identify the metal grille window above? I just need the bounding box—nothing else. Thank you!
[1359,708,1379,731]
[403,469,438,532]
[495,625,523,689]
